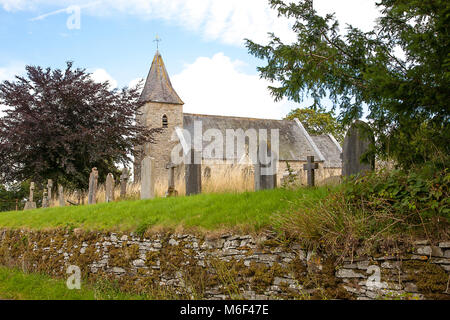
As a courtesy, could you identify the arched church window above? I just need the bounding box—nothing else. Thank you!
[162,115,168,128]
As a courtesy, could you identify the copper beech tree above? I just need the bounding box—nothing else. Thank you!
[0,62,159,190]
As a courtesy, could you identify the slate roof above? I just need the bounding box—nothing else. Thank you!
[139,51,184,105]
[181,113,326,162]
[311,135,343,168]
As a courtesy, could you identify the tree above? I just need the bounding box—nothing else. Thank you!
[0,62,159,190]
[0,181,29,212]
[285,107,345,144]
[246,0,450,167]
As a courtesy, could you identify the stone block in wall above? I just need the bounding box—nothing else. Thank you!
[439,242,450,249]
[336,269,366,278]
[2,229,449,300]
[417,245,444,257]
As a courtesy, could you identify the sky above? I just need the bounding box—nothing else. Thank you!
[0,0,382,120]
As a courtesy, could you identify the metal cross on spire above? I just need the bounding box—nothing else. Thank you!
[154,34,162,51]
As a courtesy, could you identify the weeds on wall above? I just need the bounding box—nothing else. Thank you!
[279,166,450,259]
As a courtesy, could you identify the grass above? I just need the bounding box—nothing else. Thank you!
[51,164,256,206]
[0,266,151,300]
[0,187,331,232]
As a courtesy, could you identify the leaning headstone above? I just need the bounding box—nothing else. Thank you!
[185,149,202,196]
[342,120,375,177]
[24,182,37,210]
[141,156,155,199]
[254,141,277,191]
[105,173,115,203]
[165,163,178,197]
[58,185,65,207]
[120,168,129,199]
[88,167,99,204]
[303,156,319,187]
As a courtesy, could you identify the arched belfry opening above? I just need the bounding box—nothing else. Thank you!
[162,115,168,128]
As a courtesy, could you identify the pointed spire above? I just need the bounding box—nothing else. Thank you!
[139,51,184,105]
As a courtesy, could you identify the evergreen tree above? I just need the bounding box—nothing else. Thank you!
[246,0,450,167]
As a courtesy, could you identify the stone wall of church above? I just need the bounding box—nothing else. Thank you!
[134,102,184,182]
[153,160,342,195]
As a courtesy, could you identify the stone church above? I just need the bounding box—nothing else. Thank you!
[135,51,342,186]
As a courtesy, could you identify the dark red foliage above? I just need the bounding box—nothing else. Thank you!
[0,62,159,189]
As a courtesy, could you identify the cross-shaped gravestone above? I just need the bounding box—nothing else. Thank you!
[120,168,129,199]
[165,163,178,197]
[24,182,37,210]
[303,156,319,187]
[29,182,35,203]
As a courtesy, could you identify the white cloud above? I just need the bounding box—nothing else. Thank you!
[0,62,25,82]
[0,62,26,116]
[314,0,381,32]
[128,78,144,90]
[171,52,292,119]
[90,68,118,89]
[1,1,382,47]
[1,0,381,46]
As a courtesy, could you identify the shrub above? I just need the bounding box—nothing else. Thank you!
[279,167,449,257]
[343,167,450,221]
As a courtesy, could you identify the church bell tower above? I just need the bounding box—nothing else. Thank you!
[134,50,184,182]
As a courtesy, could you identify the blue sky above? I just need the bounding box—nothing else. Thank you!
[0,0,380,119]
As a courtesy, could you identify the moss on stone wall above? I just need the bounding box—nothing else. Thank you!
[0,228,448,300]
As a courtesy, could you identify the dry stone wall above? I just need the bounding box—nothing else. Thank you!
[0,229,448,300]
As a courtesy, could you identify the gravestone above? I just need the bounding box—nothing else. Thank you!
[185,149,202,196]
[165,163,178,197]
[254,141,277,191]
[120,168,129,199]
[74,190,81,205]
[42,189,49,208]
[24,182,37,210]
[342,120,375,177]
[303,156,319,187]
[88,167,99,204]
[141,156,155,199]
[58,185,65,207]
[47,179,53,203]
[105,173,115,203]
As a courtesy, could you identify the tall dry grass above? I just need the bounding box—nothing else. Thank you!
[50,164,255,207]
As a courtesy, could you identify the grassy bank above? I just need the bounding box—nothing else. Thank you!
[0,187,330,232]
[0,266,150,300]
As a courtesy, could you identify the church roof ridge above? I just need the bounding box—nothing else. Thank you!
[139,51,184,105]
[183,113,291,123]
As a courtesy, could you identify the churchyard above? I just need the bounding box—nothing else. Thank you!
[0,1,448,303]
[0,120,448,301]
